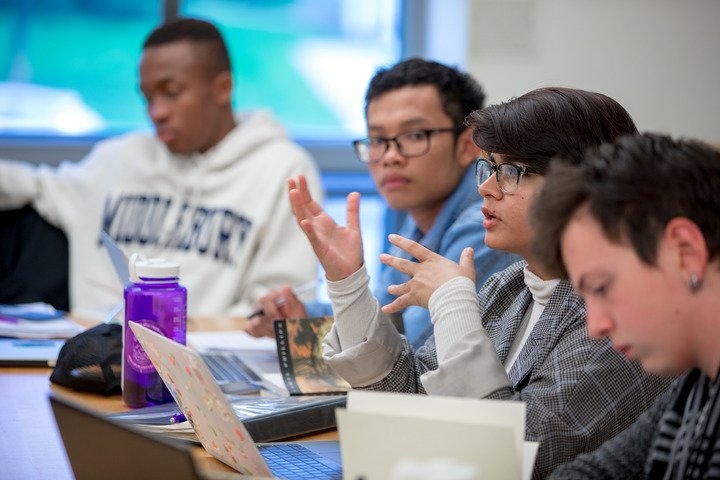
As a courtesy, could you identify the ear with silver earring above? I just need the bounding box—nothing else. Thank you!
[688,272,703,293]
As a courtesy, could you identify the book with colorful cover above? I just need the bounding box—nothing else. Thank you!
[273,316,350,395]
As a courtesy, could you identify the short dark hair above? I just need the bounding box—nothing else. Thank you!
[364,58,486,132]
[143,18,231,75]
[466,87,638,173]
[532,133,720,278]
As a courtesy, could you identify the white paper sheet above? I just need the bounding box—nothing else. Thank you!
[339,390,538,480]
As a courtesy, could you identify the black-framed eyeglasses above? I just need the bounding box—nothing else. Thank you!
[352,128,456,164]
[475,157,545,194]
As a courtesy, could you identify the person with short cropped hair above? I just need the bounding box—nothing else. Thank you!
[531,133,720,479]
[0,18,323,320]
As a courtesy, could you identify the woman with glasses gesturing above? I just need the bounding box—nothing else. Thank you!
[288,87,671,478]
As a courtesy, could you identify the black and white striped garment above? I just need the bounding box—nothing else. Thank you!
[647,368,720,479]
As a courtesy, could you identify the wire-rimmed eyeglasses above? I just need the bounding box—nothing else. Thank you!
[352,128,456,164]
[475,156,544,194]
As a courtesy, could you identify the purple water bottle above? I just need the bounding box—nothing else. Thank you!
[122,253,187,408]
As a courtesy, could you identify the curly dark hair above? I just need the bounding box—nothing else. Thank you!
[365,58,485,133]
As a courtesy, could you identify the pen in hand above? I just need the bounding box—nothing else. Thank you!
[247,280,319,319]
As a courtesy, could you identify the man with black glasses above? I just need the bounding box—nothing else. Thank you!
[246,58,518,348]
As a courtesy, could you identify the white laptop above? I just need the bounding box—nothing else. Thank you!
[129,321,342,479]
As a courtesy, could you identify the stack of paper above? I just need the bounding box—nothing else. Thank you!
[0,302,83,339]
[337,390,538,480]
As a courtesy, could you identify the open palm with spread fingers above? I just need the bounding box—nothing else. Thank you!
[380,233,476,314]
[288,175,364,281]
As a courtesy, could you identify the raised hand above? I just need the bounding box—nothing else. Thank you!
[380,233,476,314]
[288,175,364,281]
[244,285,307,338]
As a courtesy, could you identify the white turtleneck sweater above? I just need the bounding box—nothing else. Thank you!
[503,268,560,372]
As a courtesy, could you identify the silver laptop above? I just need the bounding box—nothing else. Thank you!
[129,321,342,479]
[100,231,130,287]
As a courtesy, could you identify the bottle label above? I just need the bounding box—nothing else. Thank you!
[127,320,165,373]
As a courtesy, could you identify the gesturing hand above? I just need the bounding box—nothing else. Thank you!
[288,175,364,281]
[380,233,476,314]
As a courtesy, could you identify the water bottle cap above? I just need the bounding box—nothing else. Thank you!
[128,253,180,282]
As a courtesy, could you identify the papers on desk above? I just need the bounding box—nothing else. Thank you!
[337,390,538,480]
[0,302,83,339]
[186,329,277,352]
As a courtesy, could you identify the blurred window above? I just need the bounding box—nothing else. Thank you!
[0,0,401,140]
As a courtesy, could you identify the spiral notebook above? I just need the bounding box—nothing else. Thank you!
[129,321,342,479]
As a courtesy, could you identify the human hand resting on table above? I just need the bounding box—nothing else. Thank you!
[288,175,364,281]
[380,233,476,313]
[244,286,307,338]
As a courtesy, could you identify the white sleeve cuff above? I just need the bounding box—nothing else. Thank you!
[323,266,404,386]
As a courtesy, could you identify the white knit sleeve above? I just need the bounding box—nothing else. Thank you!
[0,159,40,208]
[422,276,510,397]
[428,276,482,362]
[322,266,404,386]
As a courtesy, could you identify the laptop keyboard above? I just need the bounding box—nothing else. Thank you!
[259,443,342,480]
[200,350,263,394]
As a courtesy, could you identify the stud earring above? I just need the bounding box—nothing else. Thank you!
[688,272,703,293]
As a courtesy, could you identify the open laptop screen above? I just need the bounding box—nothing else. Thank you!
[50,394,202,480]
